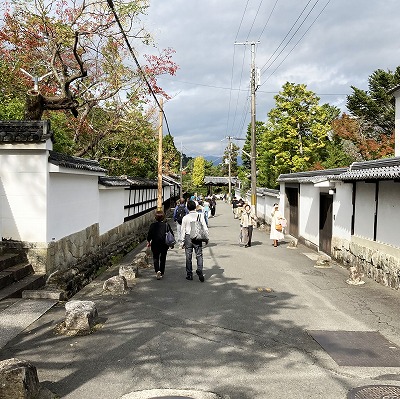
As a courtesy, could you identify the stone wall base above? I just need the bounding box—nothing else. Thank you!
[0,210,158,298]
[332,236,400,290]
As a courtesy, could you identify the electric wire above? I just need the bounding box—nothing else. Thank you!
[225,0,252,150]
[260,0,332,87]
[245,0,264,41]
[229,46,249,138]
[106,0,172,136]
[260,0,318,74]
[257,0,280,41]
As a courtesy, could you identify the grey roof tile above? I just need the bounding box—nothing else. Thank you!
[49,151,107,173]
[99,176,158,187]
[0,121,53,142]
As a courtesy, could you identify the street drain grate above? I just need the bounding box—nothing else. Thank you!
[348,385,400,398]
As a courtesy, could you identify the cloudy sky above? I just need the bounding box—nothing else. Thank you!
[141,0,400,161]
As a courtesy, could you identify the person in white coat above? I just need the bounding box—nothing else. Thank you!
[270,203,285,247]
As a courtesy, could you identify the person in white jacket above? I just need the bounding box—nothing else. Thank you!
[270,203,285,247]
[180,200,209,282]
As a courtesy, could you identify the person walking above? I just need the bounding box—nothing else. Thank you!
[147,210,174,280]
[180,200,208,282]
[240,204,257,248]
[210,196,216,217]
[203,198,210,226]
[173,198,188,243]
[270,203,285,247]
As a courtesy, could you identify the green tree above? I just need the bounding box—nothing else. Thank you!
[241,121,265,189]
[162,134,180,175]
[192,156,205,188]
[242,121,265,170]
[347,67,400,139]
[94,105,158,177]
[0,0,178,174]
[221,143,240,176]
[0,60,25,119]
[346,67,398,158]
[204,159,221,177]
[258,82,340,187]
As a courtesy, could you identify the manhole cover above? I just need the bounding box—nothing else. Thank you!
[348,385,400,398]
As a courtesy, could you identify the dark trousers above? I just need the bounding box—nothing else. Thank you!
[243,225,254,246]
[152,249,167,275]
[184,234,203,276]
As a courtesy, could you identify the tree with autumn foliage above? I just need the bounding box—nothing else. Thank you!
[346,67,398,159]
[0,0,179,171]
[192,156,205,188]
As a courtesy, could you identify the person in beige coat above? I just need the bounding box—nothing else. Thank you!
[240,204,257,248]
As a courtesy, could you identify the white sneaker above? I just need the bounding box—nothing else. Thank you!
[156,271,162,280]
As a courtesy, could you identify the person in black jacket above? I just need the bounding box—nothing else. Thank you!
[147,210,174,280]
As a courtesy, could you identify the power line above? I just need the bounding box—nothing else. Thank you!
[156,76,349,96]
[106,0,172,136]
[257,0,280,41]
[260,0,332,87]
[235,0,251,42]
[260,0,318,74]
[245,0,265,41]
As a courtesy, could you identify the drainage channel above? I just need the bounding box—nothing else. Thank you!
[348,385,400,398]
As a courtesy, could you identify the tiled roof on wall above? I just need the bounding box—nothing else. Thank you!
[49,151,107,173]
[333,157,400,181]
[277,168,347,183]
[204,176,238,185]
[0,120,53,142]
[276,157,400,183]
[256,187,280,197]
[99,176,158,187]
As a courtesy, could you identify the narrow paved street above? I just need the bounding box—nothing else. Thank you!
[2,201,400,399]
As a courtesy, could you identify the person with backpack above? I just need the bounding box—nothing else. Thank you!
[147,210,174,280]
[173,198,188,243]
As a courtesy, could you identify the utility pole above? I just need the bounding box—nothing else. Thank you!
[179,141,183,198]
[224,136,246,201]
[157,98,163,211]
[234,41,260,216]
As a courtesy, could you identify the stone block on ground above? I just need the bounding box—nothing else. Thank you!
[65,300,98,332]
[132,253,150,269]
[22,288,67,301]
[119,265,139,281]
[346,266,365,285]
[315,255,332,268]
[102,275,128,294]
[0,357,40,399]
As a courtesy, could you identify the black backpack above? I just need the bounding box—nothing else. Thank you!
[175,205,186,225]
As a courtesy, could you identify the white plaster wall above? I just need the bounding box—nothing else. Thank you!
[332,181,352,240]
[0,149,48,242]
[99,187,125,235]
[47,173,99,242]
[353,181,375,240]
[299,184,319,246]
[394,90,400,157]
[376,181,400,248]
[256,193,265,219]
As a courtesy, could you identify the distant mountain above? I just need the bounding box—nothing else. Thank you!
[204,155,243,166]
[204,155,222,165]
